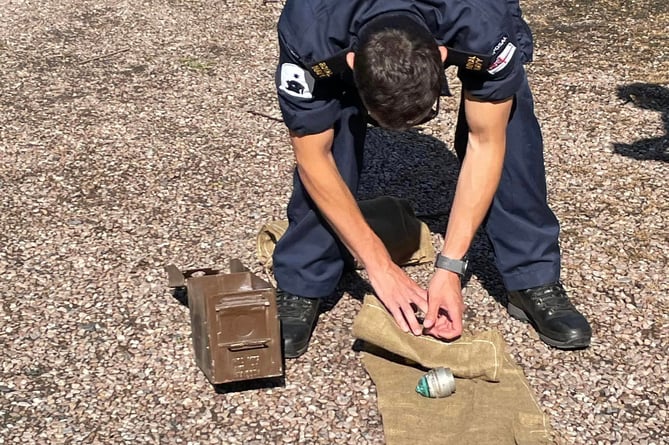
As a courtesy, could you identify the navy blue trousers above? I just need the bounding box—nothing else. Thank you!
[273,73,561,297]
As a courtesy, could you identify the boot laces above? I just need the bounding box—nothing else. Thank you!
[526,283,574,312]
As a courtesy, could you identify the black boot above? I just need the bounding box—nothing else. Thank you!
[276,290,321,358]
[507,283,591,349]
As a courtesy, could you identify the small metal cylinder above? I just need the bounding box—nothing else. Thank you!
[415,367,455,398]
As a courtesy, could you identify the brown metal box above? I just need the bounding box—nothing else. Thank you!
[167,263,283,385]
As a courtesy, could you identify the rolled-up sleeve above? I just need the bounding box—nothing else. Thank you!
[452,2,525,102]
[457,53,524,102]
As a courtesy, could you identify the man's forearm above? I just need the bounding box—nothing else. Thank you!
[442,138,505,258]
[290,131,393,271]
[442,96,512,259]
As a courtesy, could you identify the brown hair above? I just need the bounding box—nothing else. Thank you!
[354,15,442,130]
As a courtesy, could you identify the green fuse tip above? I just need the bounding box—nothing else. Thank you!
[416,367,455,398]
[415,376,431,397]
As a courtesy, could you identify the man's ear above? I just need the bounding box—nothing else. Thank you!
[438,46,448,63]
[346,52,355,69]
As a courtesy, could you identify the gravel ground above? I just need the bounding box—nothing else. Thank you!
[0,0,667,444]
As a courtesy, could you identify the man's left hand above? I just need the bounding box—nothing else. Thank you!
[422,269,465,339]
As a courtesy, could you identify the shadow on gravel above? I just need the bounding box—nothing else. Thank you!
[171,286,189,307]
[213,377,286,394]
[614,83,669,162]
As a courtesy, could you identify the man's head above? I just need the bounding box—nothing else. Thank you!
[349,14,444,131]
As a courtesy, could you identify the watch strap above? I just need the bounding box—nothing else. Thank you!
[434,253,468,276]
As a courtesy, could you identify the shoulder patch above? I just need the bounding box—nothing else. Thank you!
[487,42,516,75]
[279,63,315,99]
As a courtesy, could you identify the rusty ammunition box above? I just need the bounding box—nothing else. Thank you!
[166,261,283,385]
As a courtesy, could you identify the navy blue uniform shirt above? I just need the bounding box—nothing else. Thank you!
[276,0,533,135]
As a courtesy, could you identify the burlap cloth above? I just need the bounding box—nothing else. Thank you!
[353,295,553,445]
[255,199,551,444]
[256,197,436,270]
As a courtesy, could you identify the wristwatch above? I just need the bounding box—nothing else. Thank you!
[434,253,468,276]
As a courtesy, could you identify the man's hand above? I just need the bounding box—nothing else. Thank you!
[367,261,428,336]
[423,269,465,339]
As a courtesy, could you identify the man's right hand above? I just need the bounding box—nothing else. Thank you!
[366,261,428,336]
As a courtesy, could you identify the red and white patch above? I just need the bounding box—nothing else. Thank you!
[487,42,516,75]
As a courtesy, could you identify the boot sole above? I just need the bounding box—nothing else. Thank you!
[507,303,590,350]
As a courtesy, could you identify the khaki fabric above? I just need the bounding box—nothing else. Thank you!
[354,296,505,381]
[256,220,289,270]
[353,295,553,445]
[256,219,434,269]
[256,197,436,271]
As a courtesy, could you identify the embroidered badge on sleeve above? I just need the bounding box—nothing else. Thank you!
[487,39,516,75]
[279,63,316,99]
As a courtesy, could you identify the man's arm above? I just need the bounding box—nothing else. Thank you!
[289,129,428,334]
[424,93,513,339]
